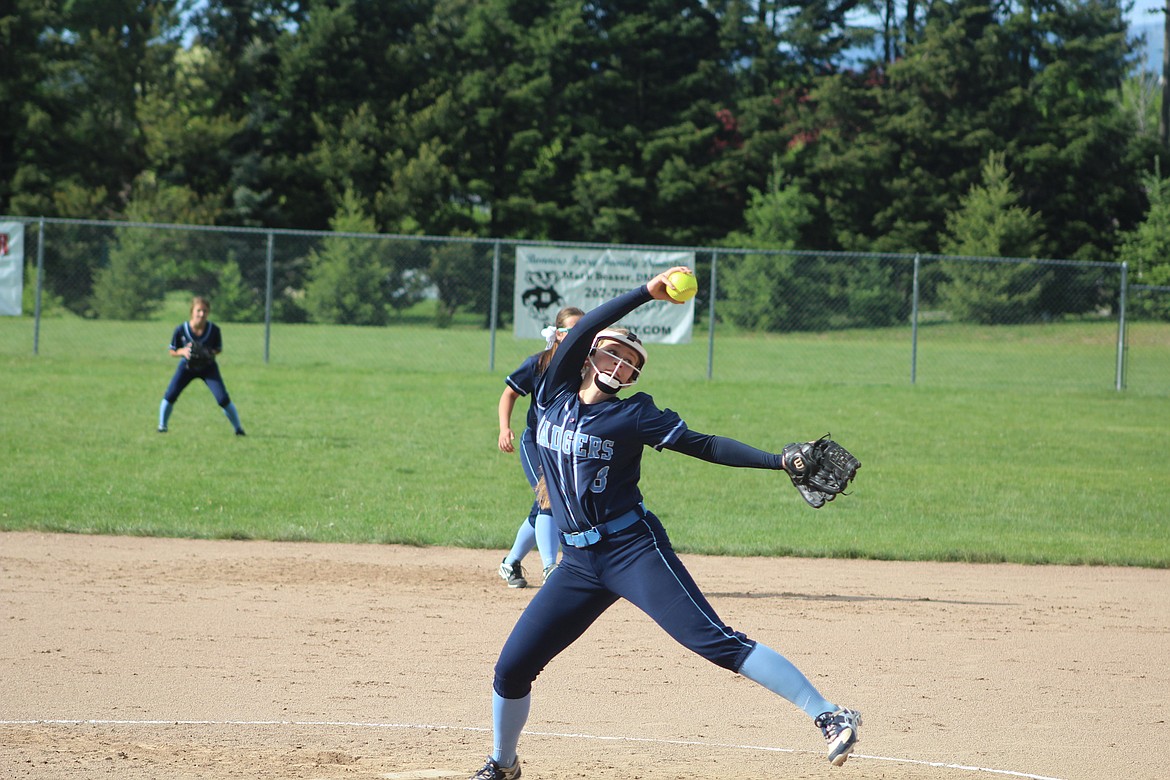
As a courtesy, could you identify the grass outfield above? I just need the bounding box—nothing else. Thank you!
[2,314,1168,567]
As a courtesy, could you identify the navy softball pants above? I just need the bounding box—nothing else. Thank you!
[492,510,756,699]
[163,363,232,408]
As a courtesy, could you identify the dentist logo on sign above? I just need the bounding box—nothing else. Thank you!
[520,271,564,322]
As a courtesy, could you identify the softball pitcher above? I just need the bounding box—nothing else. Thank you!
[472,269,861,780]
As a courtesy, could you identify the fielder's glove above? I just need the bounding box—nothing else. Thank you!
[186,341,216,370]
[781,436,861,509]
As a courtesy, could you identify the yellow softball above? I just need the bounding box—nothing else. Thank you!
[667,270,698,302]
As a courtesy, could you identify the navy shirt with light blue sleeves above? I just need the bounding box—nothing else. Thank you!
[170,321,222,369]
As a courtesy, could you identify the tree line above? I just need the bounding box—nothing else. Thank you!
[5,0,1170,324]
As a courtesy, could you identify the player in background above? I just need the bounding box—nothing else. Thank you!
[471,269,861,780]
[158,295,246,436]
[495,306,584,587]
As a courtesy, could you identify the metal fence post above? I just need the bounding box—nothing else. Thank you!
[706,251,718,380]
[264,231,274,365]
[1116,261,1128,391]
[32,219,45,355]
[489,240,501,372]
[910,253,920,385]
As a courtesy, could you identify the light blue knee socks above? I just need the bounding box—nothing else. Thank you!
[506,518,537,564]
[492,691,530,766]
[738,643,836,719]
[222,402,242,431]
[534,513,560,570]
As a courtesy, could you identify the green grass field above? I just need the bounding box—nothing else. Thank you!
[2,311,1168,567]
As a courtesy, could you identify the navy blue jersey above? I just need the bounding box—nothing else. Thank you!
[534,390,685,532]
[534,286,688,534]
[170,321,222,366]
[504,353,543,433]
[533,286,783,535]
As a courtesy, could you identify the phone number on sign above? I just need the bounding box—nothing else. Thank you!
[582,287,636,299]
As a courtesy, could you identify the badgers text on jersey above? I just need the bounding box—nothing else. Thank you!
[536,417,615,461]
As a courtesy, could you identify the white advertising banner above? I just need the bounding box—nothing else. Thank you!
[0,222,24,316]
[513,247,695,344]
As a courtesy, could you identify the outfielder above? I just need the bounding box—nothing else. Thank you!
[157,296,246,436]
[472,268,861,780]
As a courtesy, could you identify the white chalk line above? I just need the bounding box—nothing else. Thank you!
[0,719,1067,780]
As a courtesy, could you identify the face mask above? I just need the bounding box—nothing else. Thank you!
[587,346,642,393]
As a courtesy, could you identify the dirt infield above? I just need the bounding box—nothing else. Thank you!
[1,532,1166,780]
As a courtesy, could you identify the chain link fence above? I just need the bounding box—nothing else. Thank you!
[2,217,1166,393]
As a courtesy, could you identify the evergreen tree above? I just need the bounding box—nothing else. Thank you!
[1,0,61,214]
[265,0,434,230]
[722,157,815,250]
[719,160,825,331]
[387,0,742,243]
[940,152,1046,259]
[561,0,738,244]
[213,257,265,323]
[185,0,309,226]
[138,44,248,224]
[938,152,1049,324]
[304,191,391,326]
[1117,160,1170,320]
[39,1,183,216]
[3,0,1163,273]
[427,240,495,327]
[90,171,215,320]
[786,0,1148,262]
[89,231,166,321]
